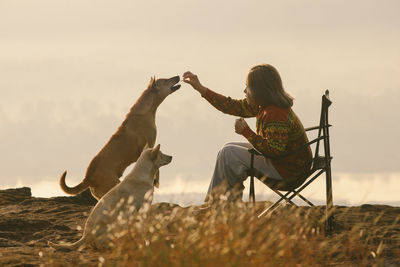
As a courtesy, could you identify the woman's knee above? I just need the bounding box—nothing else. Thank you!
[223,142,250,148]
[218,143,237,158]
[221,142,236,149]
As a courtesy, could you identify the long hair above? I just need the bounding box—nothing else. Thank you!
[247,64,294,108]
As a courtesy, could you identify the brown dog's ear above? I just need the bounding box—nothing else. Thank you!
[151,144,160,160]
[151,76,157,90]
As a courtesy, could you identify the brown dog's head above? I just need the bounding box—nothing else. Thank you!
[132,76,181,115]
[150,75,181,94]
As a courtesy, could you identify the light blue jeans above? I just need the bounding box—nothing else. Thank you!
[206,142,282,202]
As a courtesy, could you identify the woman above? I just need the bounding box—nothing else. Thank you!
[183,64,312,202]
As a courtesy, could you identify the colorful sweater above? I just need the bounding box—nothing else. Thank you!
[202,88,313,180]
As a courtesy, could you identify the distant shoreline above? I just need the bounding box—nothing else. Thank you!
[1,186,399,207]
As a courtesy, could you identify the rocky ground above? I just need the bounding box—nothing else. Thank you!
[0,187,102,266]
[0,187,399,266]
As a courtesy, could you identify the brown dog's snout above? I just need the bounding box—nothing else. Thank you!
[169,76,181,92]
[170,75,180,83]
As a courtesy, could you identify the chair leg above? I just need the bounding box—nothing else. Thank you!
[325,166,334,233]
[258,191,292,218]
[282,190,314,206]
[296,193,315,207]
[282,185,316,207]
[272,189,296,206]
[258,184,318,218]
[324,110,334,234]
[258,200,279,218]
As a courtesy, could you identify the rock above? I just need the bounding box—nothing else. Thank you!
[75,189,98,206]
[0,187,32,205]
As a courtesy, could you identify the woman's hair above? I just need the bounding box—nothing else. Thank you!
[247,64,294,108]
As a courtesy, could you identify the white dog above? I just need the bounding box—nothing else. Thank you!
[48,144,172,250]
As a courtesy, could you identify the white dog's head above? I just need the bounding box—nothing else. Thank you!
[148,144,173,168]
[132,144,172,187]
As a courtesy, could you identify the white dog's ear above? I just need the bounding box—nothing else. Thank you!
[151,144,160,160]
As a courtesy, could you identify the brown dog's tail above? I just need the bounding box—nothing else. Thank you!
[60,171,89,195]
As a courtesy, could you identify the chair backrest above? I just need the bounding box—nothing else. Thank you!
[309,90,332,172]
[260,90,333,191]
[308,90,334,232]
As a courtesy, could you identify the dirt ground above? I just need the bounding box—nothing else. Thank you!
[0,187,399,266]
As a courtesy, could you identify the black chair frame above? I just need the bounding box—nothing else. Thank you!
[248,90,333,232]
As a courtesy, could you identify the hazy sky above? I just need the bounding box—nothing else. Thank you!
[1,0,399,205]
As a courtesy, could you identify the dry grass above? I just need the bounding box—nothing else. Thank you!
[50,200,399,267]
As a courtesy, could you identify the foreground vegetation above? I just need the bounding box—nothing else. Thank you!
[41,200,400,266]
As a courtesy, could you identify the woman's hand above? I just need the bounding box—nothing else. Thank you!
[235,117,249,134]
[183,71,207,95]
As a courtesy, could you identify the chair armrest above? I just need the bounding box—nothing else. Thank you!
[305,125,332,131]
[248,135,326,160]
[248,147,277,159]
[248,148,262,156]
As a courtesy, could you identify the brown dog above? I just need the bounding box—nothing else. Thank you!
[60,76,180,200]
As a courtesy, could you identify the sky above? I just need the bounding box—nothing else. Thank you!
[1,0,399,206]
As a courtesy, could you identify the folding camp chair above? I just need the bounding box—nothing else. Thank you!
[248,90,333,232]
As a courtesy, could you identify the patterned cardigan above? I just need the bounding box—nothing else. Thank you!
[202,88,313,180]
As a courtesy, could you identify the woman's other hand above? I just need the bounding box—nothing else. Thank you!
[235,117,249,134]
[183,71,207,95]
